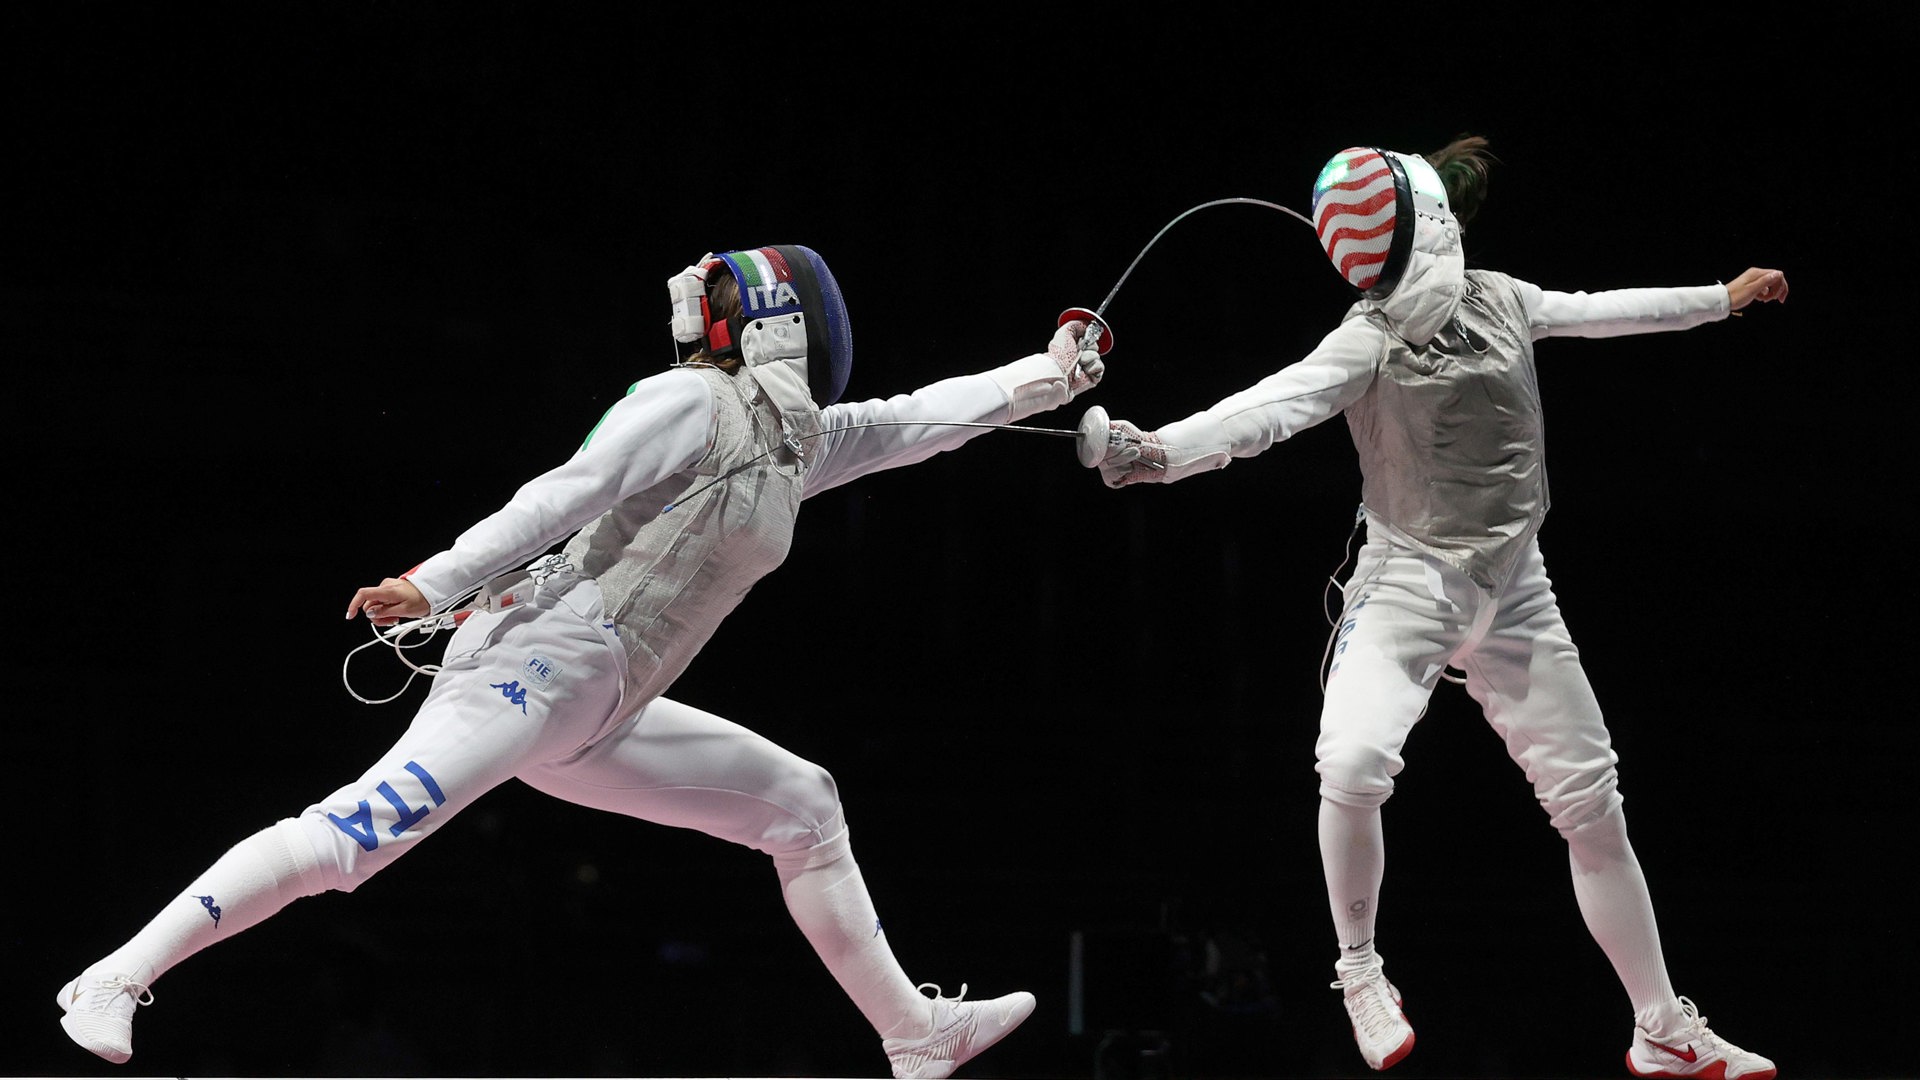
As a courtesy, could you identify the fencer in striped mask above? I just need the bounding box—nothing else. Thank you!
[1311,146,1466,347]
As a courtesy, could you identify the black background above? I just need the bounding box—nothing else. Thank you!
[8,5,1912,1079]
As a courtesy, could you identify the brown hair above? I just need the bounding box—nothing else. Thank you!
[1424,134,1496,227]
[685,271,744,371]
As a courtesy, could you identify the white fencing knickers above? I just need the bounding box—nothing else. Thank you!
[87,566,894,1034]
[1316,517,1624,836]
[298,570,845,890]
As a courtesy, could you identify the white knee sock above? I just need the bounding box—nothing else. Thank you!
[96,819,327,982]
[773,824,927,1040]
[1566,807,1683,1035]
[1320,798,1385,978]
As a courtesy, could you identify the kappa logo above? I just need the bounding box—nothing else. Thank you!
[491,679,530,714]
[742,281,801,312]
[196,894,223,927]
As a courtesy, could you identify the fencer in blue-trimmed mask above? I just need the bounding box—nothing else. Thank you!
[668,245,852,446]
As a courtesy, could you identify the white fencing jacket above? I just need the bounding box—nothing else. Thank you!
[1153,270,1730,589]
[403,351,1075,705]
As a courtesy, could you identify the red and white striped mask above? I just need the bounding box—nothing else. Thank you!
[1311,146,1455,300]
[1312,147,1411,296]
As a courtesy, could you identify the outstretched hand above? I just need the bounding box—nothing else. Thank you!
[1726,267,1788,312]
[346,577,429,627]
[1095,417,1169,488]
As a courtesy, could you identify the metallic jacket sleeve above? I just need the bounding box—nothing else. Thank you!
[1132,317,1386,478]
[1517,279,1730,340]
[801,352,1068,496]
[1204,318,1386,456]
[404,368,717,610]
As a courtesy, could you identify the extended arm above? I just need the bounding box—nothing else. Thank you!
[346,368,717,623]
[801,320,1103,496]
[1520,267,1786,340]
[1089,318,1383,488]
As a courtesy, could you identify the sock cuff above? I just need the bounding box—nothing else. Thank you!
[264,817,328,900]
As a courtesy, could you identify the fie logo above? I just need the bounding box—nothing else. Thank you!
[523,654,560,688]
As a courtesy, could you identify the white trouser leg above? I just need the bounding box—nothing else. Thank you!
[90,578,624,983]
[1454,542,1676,1027]
[1314,537,1468,971]
[1315,537,1465,809]
[519,695,846,855]
[1455,542,1622,835]
[520,695,924,1036]
[300,579,624,889]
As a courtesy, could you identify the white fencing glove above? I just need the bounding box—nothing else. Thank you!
[1089,410,1232,488]
[1049,318,1105,398]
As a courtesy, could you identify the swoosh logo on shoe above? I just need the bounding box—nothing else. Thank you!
[1647,1038,1697,1062]
[68,983,83,1005]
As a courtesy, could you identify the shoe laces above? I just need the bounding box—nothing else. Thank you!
[886,983,973,1066]
[1672,996,1730,1051]
[1330,965,1401,1041]
[1328,962,1384,992]
[919,982,970,1024]
[83,973,154,1013]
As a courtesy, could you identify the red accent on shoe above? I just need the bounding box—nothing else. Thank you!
[1647,1038,1699,1062]
[1379,1030,1415,1070]
[1623,1051,1743,1080]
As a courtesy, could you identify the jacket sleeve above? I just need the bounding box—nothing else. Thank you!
[801,352,1067,497]
[1140,317,1385,471]
[1516,279,1730,341]
[404,368,717,610]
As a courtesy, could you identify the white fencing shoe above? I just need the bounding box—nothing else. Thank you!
[1330,961,1414,1071]
[882,982,1036,1079]
[57,961,156,1064]
[1626,996,1777,1079]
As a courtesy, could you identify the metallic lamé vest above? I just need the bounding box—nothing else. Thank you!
[561,364,812,709]
[1343,270,1547,590]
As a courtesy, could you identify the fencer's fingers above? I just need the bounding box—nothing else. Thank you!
[1106,419,1152,463]
[348,584,412,620]
[1743,268,1787,305]
[1728,267,1789,312]
[1762,270,1788,302]
[1106,463,1153,488]
[1047,340,1078,369]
